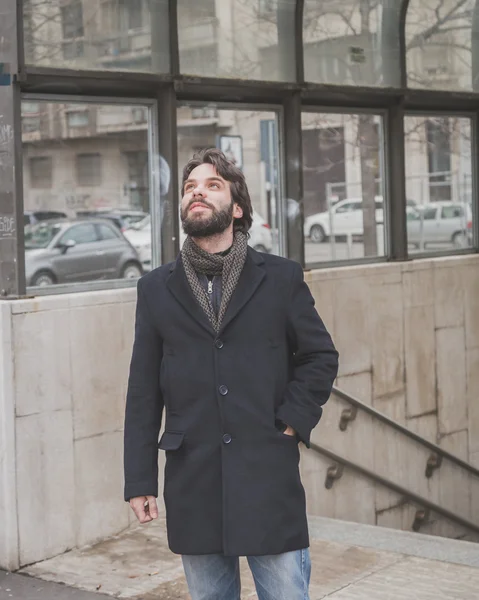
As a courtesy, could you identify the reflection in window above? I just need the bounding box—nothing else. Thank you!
[76,153,102,186]
[302,112,385,265]
[178,0,296,81]
[303,0,401,86]
[30,157,53,189]
[405,115,473,252]
[22,100,153,287]
[60,223,98,245]
[177,105,282,255]
[67,110,90,128]
[406,0,476,91]
[23,0,169,73]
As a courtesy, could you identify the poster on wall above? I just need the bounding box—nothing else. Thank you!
[218,135,243,170]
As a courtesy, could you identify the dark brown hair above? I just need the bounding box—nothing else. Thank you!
[181,148,253,234]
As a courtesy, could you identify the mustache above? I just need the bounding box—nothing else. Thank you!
[186,199,215,211]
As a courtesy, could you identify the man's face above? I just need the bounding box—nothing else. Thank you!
[181,163,242,238]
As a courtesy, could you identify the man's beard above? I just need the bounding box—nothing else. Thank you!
[181,200,234,238]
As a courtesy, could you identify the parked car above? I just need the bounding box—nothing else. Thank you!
[24,218,143,287]
[24,210,68,226]
[407,202,472,248]
[123,215,153,271]
[124,210,274,270]
[304,196,418,243]
[76,211,130,232]
[304,197,384,243]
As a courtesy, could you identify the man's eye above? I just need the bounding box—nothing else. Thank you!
[185,184,194,191]
[210,183,219,189]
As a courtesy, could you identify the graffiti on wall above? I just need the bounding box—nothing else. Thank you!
[0,214,15,238]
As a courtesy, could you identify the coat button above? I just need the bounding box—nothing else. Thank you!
[215,339,224,349]
[219,385,228,396]
[223,433,232,444]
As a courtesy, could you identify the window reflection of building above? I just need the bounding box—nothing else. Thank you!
[21,102,151,216]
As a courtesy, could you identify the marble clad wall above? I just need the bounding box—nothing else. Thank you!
[306,254,479,468]
[1,253,478,568]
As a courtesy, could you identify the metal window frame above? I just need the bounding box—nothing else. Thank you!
[20,93,161,295]
[177,99,287,257]
[403,109,478,260]
[4,0,479,296]
[300,106,390,270]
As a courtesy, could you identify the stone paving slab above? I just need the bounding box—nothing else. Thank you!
[0,570,112,600]
[12,516,479,599]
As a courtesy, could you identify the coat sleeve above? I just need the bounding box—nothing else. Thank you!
[123,278,164,501]
[275,263,339,447]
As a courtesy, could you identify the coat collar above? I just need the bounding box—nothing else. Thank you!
[166,247,266,337]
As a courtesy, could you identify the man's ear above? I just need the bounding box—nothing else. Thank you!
[233,204,243,219]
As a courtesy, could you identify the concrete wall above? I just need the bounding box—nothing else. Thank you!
[306,253,479,467]
[0,288,166,571]
[1,252,478,569]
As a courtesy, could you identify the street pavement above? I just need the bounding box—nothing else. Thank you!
[3,515,479,599]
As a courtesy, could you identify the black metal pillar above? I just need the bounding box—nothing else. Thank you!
[157,85,179,264]
[0,0,25,297]
[283,91,304,266]
[385,102,408,260]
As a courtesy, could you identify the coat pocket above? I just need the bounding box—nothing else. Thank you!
[158,431,185,451]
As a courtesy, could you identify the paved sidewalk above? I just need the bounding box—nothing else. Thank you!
[4,516,479,599]
[0,570,111,600]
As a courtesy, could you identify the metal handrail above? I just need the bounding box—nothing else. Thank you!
[309,441,479,536]
[332,386,479,478]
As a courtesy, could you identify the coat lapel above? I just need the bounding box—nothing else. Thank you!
[166,256,216,336]
[219,248,265,335]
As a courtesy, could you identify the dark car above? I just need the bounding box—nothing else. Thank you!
[24,210,68,226]
[24,218,143,287]
[75,210,148,232]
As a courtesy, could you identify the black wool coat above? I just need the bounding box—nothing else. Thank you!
[124,247,339,556]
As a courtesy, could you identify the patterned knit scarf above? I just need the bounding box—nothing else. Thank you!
[181,230,248,333]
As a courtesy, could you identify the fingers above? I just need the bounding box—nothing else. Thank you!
[129,496,156,524]
[146,496,159,519]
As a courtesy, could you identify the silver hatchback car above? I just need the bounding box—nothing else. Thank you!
[25,218,143,287]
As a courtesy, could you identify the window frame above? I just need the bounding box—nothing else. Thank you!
[404,109,478,259]
[21,94,160,297]
[301,105,391,270]
[2,0,478,297]
[177,100,287,258]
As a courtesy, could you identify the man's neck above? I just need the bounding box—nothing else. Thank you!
[191,230,234,254]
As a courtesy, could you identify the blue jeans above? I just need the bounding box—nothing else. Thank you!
[181,548,311,600]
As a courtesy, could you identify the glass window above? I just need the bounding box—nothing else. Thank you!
[97,223,120,240]
[302,111,386,265]
[178,0,296,81]
[303,0,401,86]
[177,104,282,255]
[59,223,98,245]
[24,222,63,249]
[30,157,53,188]
[23,0,169,73]
[406,0,475,91]
[405,115,474,253]
[22,99,154,289]
[442,205,463,219]
[422,207,438,220]
[61,1,84,39]
[67,110,89,128]
[76,154,102,186]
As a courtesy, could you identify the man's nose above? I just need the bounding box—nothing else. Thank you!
[193,185,206,197]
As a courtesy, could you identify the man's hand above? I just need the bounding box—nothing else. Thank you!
[283,425,296,437]
[129,496,158,523]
